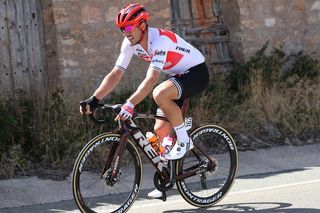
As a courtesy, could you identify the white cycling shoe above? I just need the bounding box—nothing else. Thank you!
[147,189,162,198]
[163,139,193,160]
[147,185,178,199]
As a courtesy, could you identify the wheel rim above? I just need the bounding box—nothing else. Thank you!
[72,134,142,212]
[177,125,237,206]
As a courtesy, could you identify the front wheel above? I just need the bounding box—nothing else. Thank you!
[176,124,238,207]
[72,133,142,213]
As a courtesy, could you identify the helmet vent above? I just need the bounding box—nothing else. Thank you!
[121,14,128,22]
[128,8,146,21]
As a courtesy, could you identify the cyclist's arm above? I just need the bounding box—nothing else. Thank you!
[127,67,160,105]
[93,67,124,99]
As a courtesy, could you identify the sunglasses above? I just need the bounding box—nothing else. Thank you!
[120,25,136,33]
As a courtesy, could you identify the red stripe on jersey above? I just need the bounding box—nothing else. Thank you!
[158,29,177,43]
[164,51,183,70]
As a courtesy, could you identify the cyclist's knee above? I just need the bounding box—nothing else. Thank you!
[153,87,164,104]
[153,86,172,105]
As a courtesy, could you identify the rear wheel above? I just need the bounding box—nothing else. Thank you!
[177,124,238,207]
[72,133,142,213]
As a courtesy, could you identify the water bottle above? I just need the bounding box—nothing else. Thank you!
[146,132,165,155]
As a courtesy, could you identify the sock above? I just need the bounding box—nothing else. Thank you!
[173,123,189,144]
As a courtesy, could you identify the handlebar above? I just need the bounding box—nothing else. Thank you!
[80,101,121,124]
[80,102,169,124]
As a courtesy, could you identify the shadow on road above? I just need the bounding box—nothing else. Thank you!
[163,202,319,212]
[2,201,319,213]
[237,168,309,179]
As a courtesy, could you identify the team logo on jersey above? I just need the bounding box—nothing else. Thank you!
[137,53,151,62]
[137,52,148,57]
[176,46,191,54]
[154,50,166,56]
[152,59,165,64]
[158,29,177,43]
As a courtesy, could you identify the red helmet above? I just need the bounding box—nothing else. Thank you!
[116,3,150,28]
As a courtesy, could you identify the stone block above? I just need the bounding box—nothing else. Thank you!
[62,59,79,67]
[311,1,320,10]
[241,19,259,29]
[293,0,305,11]
[264,18,276,27]
[53,7,69,24]
[59,36,79,46]
[105,6,119,23]
[82,5,102,24]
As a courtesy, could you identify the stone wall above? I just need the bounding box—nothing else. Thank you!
[41,0,320,106]
[41,0,170,104]
[221,0,320,61]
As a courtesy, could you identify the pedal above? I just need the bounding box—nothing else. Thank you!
[162,191,167,201]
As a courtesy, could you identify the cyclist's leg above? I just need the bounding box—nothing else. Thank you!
[153,80,184,127]
[148,115,173,199]
[153,81,192,160]
[154,119,172,142]
[153,63,210,160]
[148,93,182,198]
[154,99,184,142]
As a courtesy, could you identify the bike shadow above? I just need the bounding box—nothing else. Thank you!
[163,202,319,212]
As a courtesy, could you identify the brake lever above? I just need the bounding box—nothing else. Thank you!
[80,100,87,113]
[80,100,88,121]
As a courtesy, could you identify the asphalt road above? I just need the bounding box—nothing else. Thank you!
[129,167,320,212]
[0,144,319,213]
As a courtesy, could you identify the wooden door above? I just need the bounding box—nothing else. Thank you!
[170,0,231,72]
[0,0,46,100]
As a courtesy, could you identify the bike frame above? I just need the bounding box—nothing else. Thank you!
[104,113,214,184]
[75,98,237,211]
[84,98,216,188]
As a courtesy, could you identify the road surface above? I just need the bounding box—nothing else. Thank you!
[0,143,319,212]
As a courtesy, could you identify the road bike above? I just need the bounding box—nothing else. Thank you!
[72,99,238,212]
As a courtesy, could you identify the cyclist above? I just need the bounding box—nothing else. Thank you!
[80,3,209,198]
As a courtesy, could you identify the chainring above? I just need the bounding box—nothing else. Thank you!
[153,172,174,191]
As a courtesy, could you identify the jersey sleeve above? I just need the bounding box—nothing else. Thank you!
[115,38,134,72]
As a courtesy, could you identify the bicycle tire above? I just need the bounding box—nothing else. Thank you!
[176,124,238,207]
[72,133,142,213]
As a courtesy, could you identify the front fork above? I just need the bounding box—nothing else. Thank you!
[101,127,130,185]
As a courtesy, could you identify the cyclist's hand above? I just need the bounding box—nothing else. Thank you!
[79,96,100,115]
[115,101,134,120]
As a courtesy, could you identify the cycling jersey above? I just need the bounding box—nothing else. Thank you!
[115,27,205,76]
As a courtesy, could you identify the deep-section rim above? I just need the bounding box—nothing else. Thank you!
[72,133,142,213]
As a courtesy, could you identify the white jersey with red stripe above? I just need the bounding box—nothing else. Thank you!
[115,27,205,76]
